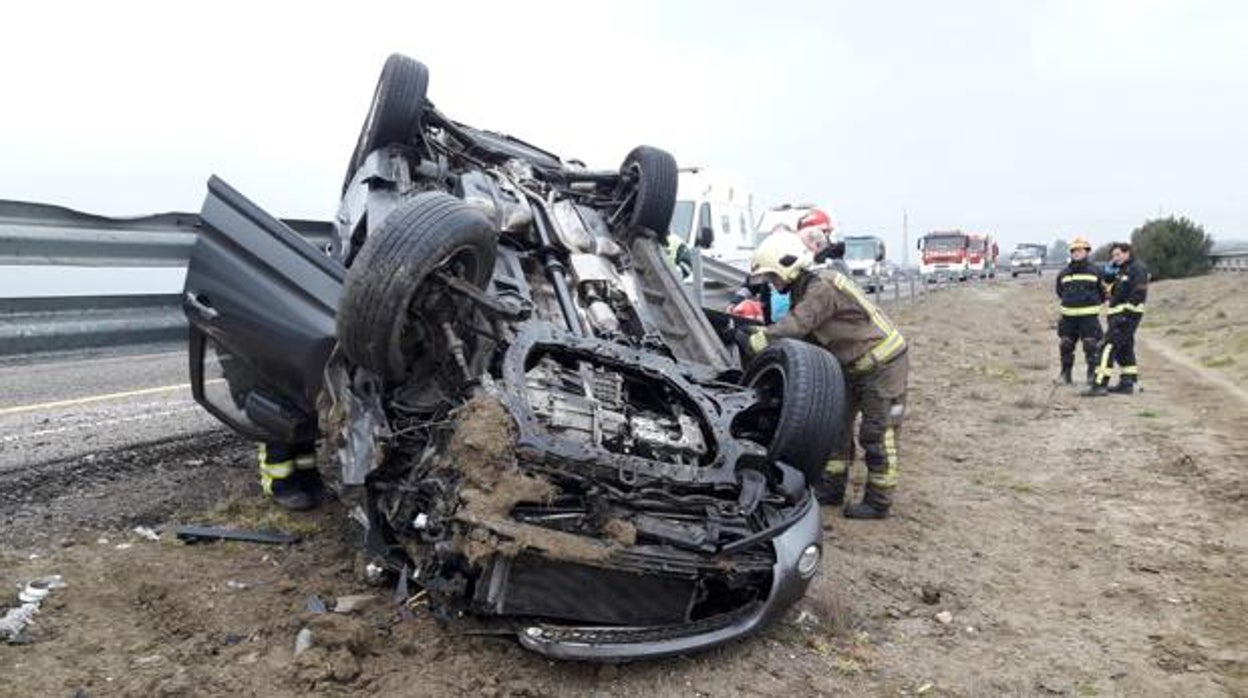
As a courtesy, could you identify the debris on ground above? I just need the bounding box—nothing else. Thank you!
[132,525,161,542]
[332,594,377,614]
[173,524,300,546]
[294,627,315,656]
[934,611,953,625]
[2,575,67,643]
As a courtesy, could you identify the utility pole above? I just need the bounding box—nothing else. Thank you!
[902,210,909,266]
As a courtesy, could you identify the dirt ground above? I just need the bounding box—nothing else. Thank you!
[2,277,1244,697]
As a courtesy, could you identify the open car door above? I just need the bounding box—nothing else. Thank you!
[183,176,344,444]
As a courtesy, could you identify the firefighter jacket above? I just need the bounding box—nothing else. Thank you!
[1107,257,1149,316]
[764,269,906,373]
[1055,259,1106,316]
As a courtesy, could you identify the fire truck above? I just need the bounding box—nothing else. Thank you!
[918,230,970,282]
[967,233,998,279]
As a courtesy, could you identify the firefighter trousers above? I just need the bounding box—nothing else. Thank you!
[1095,312,1142,386]
[1058,315,1103,375]
[823,352,909,508]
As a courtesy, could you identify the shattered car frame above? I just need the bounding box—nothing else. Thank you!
[183,54,845,660]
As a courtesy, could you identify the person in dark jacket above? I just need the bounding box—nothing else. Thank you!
[1084,242,1149,396]
[1054,237,1105,384]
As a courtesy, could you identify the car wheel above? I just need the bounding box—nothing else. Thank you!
[620,145,678,240]
[338,192,496,381]
[738,339,847,483]
[342,54,430,195]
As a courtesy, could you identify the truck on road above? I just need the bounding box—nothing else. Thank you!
[668,168,758,270]
[843,235,888,290]
[918,230,970,282]
[967,233,998,279]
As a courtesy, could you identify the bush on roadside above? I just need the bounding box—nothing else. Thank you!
[1130,216,1213,280]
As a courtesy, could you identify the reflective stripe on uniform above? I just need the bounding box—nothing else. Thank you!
[259,460,294,479]
[1107,303,1145,315]
[294,454,317,471]
[1061,274,1101,284]
[824,458,847,476]
[868,427,900,489]
[851,329,906,373]
[1120,365,1138,376]
[1060,305,1101,317]
[1095,342,1115,382]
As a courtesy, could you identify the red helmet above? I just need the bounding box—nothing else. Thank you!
[797,208,834,233]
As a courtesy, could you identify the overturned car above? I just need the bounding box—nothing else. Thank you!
[182,54,846,660]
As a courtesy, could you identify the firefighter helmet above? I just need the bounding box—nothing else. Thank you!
[750,232,813,285]
[1069,236,1092,252]
[797,208,834,233]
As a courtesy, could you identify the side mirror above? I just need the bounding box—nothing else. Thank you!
[916,239,923,251]
[696,226,714,249]
[876,243,887,262]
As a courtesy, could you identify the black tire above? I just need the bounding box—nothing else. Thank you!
[740,339,848,483]
[341,54,430,194]
[337,192,496,380]
[621,146,678,239]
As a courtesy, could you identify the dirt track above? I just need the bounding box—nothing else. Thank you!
[2,279,1244,697]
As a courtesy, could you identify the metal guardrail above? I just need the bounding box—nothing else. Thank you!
[0,199,334,356]
[1,197,965,357]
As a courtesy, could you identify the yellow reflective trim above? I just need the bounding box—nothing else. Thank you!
[1121,366,1139,376]
[1108,303,1145,315]
[294,454,317,471]
[824,459,848,476]
[1060,305,1102,317]
[869,427,900,489]
[832,273,896,336]
[260,460,294,479]
[852,330,906,373]
[1095,342,1114,381]
[1062,274,1101,284]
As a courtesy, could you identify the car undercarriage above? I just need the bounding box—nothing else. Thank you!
[183,53,845,660]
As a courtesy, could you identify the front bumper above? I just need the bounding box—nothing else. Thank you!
[515,493,823,661]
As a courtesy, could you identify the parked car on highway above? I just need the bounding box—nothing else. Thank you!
[181,54,845,661]
[1009,243,1047,277]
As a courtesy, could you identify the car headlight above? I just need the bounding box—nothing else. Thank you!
[797,544,821,578]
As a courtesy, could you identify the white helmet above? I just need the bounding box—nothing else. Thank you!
[750,232,813,285]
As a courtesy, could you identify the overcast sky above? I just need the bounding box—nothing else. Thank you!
[2,0,1245,261]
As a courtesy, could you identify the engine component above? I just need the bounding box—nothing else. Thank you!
[522,356,707,463]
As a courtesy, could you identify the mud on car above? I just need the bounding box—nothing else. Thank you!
[182,54,846,660]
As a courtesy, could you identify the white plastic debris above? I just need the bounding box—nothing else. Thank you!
[133,526,161,542]
[1,604,40,642]
[3,575,66,643]
[294,627,315,656]
[332,594,377,614]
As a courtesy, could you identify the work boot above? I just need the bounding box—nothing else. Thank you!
[270,468,324,511]
[1086,367,1097,385]
[1081,384,1109,397]
[1107,380,1136,395]
[814,476,846,507]
[260,446,323,512]
[843,487,890,519]
[1059,367,1073,384]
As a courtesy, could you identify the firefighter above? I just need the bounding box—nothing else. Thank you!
[1084,242,1149,396]
[259,442,323,510]
[1054,237,1105,384]
[743,233,908,519]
